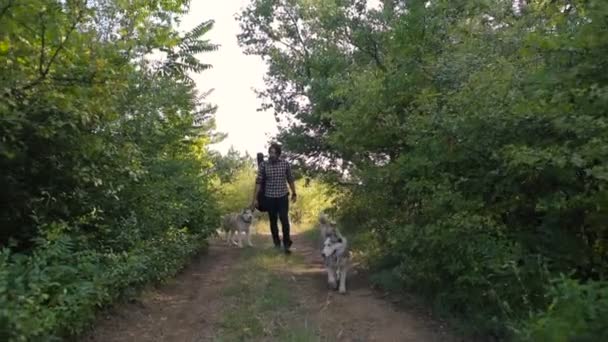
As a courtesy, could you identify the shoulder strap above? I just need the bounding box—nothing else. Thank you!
[260,160,267,182]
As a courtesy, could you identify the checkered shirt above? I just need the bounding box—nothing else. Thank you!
[256,159,294,198]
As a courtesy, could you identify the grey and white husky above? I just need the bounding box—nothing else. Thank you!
[221,208,254,248]
[319,213,350,294]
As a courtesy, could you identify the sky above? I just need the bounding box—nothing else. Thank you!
[177,1,278,157]
[174,1,382,157]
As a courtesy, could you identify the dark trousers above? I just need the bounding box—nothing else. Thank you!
[265,195,291,248]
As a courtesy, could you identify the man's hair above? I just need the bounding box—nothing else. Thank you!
[268,143,282,156]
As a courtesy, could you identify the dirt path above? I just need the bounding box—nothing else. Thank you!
[83,241,240,342]
[84,226,455,342]
[281,233,454,342]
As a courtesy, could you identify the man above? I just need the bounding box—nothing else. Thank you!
[252,143,297,254]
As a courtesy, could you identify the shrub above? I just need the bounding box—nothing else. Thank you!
[514,277,608,342]
[0,227,210,342]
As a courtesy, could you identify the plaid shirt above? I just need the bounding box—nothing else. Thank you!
[256,159,294,198]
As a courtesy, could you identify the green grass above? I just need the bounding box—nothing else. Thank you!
[216,245,319,342]
[277,327,321,341]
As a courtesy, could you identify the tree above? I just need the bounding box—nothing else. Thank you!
[238,0,608,337]
[0,0,221,250]
[210,147,254,183]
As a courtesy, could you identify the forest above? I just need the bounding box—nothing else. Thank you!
[236,0,607,339]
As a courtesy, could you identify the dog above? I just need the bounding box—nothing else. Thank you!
[221,208,254,248]
[319,213,338,247]
[318,213,350,294]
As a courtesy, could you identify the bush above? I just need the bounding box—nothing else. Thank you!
[515,277,608,342]
[289,178,339,224]
[0,1,222,340]
[216,164,258,215]
[0,227,210,342]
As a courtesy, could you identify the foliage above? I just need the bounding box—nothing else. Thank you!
[210,147,255,184]
[238,0,608,338]
[0,0,220,250]
[216,163,259,215]
[0,228,207,341]
[289,177,339,224]
[514,277,608,342]
[1,0,221,340]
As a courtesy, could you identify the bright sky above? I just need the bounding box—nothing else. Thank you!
[176,1,382,157]
[177,1,278,157]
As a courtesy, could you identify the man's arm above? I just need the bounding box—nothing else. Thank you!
[288,180,296,200]
[286,162,297,201]
[253,183,261,201]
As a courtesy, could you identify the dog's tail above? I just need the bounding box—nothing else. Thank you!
[319,212,330,225]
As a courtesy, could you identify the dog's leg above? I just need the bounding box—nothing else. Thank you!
[225,230,232,245]
[230,231,239,246]
[327,267,337,290]
[237,231,244,248]
[338,266,347,294]
[246,230,254,247]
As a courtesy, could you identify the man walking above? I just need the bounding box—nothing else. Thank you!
[252,143,297,254]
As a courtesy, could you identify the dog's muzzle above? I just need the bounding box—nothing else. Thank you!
[322,249,336,259]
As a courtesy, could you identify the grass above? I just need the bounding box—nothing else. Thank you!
[215,236,320,342]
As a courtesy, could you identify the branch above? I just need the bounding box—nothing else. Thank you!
[282,7,311,78]
[39,13,46,76]
[283,7,309,56]
[20,5,86,91]
[370,37,386,71]
[49,71,99,86]
[14,18,38,36]
[0,0,15,22]
[263,28,304,57]
[43,17,80,76]
[340,23,386,71]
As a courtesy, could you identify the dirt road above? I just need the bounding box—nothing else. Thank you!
[84,226,455,342]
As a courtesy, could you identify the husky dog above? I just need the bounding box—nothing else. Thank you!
[319,213,338,247]
[221,208,254,248]
[319,213,350,294]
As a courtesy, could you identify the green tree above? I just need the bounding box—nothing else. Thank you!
[0,0,221,249]
[210,147,255,183]
[1,0,224,340]
[238,0,608,338]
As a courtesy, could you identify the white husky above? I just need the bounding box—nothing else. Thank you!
[221,208,254,248]
[319,213,350,294]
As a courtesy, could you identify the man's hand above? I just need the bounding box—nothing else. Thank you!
[252,183,261,209]
[288,180,297,203]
